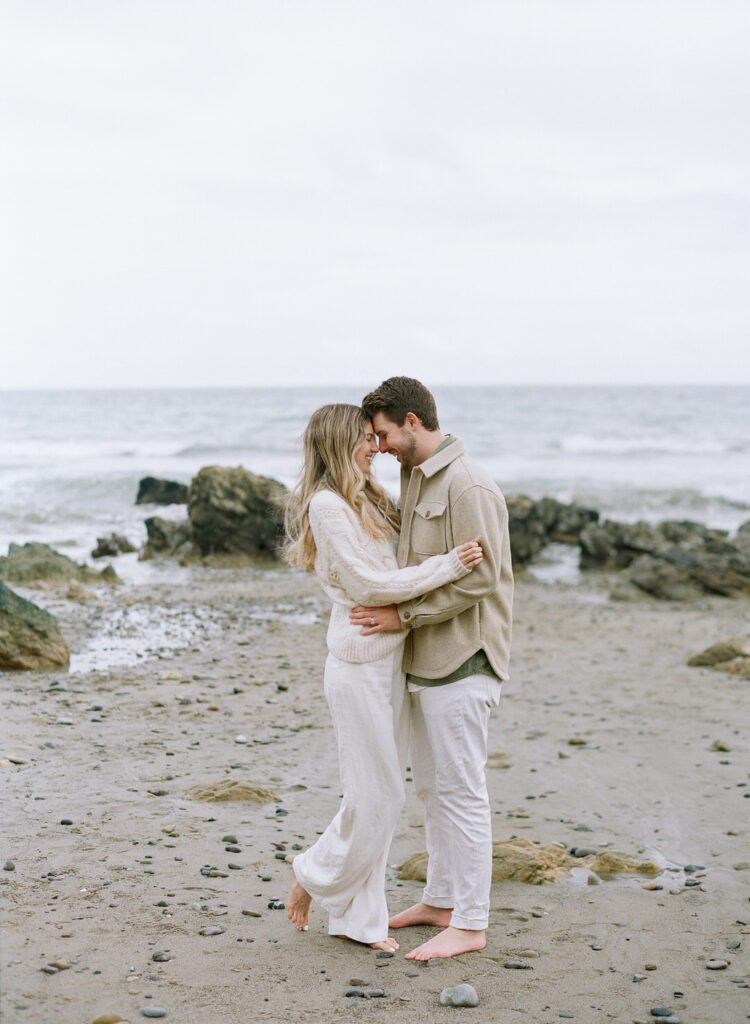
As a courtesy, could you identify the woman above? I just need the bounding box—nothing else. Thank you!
[283,404,483,951]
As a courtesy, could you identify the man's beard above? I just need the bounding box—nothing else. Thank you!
[397,434,418,471]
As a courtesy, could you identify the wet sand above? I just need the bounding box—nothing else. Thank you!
[2,565,749,1023]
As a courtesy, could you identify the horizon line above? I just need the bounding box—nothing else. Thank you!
[1,381,748,392]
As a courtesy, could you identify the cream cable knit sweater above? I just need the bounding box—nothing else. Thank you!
[308,489,470,664]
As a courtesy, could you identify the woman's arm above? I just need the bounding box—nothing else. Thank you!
[309,497,471,607]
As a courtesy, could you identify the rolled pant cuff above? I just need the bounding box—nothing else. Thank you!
[450,913,488,930]
[422,891,454,909]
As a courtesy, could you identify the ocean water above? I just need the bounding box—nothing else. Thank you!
[1,386,748,577]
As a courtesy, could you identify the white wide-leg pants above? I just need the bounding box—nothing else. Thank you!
[292,648,409,944]
[409,673,502,930]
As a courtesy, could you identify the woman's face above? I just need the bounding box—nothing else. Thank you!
[353,420,378,477]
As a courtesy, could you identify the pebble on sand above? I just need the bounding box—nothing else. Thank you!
[92,1016,130,1024]
[706,959,729,969]
[140,1009,167,1019]
[439,984,479,1007]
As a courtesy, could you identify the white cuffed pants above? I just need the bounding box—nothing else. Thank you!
[292,647,409,944]
[409,673,502,930]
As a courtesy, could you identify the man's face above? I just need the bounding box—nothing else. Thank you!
[372,412,418,470]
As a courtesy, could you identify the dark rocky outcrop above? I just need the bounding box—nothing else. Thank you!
[188,466,287,558]
[136,477,189,506]
[0,543,118,585]
[578,518,750,601]
[507,495,599,565]
[141,517,193,560]
[91,533,136,559]
[0,582,70,670]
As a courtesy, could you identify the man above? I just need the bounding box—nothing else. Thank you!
[350,376,513,961]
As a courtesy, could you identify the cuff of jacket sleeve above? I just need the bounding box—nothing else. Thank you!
[398,600,418,628]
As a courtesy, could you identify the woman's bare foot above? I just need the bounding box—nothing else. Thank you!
[286,866,312,931]
[335,934,400,952]
[405,926,486,961]
[388,902,452,929]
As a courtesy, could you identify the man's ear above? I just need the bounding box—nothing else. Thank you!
[405,411,422,431]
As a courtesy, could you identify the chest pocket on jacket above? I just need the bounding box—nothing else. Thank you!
[412,500,448,555]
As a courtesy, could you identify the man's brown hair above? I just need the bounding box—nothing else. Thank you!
[361,376,440,431]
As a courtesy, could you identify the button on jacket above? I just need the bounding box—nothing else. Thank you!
[396,437,513,680]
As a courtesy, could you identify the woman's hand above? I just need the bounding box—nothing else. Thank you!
[456,540,483,568]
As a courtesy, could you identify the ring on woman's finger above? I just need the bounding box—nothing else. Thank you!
[370,617,376,627]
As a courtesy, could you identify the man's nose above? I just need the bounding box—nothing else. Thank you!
[378,437,388,453]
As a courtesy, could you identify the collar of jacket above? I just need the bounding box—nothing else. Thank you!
[409,436,465,480]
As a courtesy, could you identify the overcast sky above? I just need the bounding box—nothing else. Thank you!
[1,1,748,387]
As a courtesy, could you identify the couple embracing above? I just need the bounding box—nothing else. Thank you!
[284,377,513,960]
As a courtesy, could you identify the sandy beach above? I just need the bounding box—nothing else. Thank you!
[2,563,749,1024]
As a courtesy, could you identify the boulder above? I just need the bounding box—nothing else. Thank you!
[188,466,287,558]
[91,533,136,559]
[625,555,704,602]
[140,517,193,560]
[0,582,70,670]
[0,543,118,585]
[507,495,598,565]
[136,477,189,506]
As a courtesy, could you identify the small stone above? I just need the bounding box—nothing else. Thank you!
[199,927,225,936]
[504,960,533,969]
[92,1016,130,1024]
[222,834,238,844]
[40,965,59,974]
[726,940,741,950]
[349,978,370,986]
[643,882,663,891]
[268,900,285,910]
[60,818,73,825]
[151,953,170,962]
[140,1010,167,1019]
[438,984,480,1007]
[706,959,729,969]
[234,735,248,744]
[345,988,366,998]
[644,964,658,971]
[518,949,540,958]
[683,864,704,873]
[225,845,241,853]
[650,1010,673,1018]
[366,989,386,998]
[228,863,243,870]
[711,740,731,752]
[734,863,750,871]
[241,910,262,918]
[632,974,647,982]
[48,960,70,970]
[375,950,394,959]
[3,861,15,871]
[590,944,603,951]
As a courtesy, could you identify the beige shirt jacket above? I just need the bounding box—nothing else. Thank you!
[396,437,513,681]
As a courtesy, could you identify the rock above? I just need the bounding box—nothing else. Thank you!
[0,542,116,584]
[650,1011,673,1019]
[151,952,170,962]
[626,555,703,601]
[438,984,480,1007]
[198,926,225,936]
[0,583,70,670]
[688,638,750,679]
[140,517,193,561]
[92,533,136,558]
[503,960,533,970]
[136,477,189,505]
[188,466,287,558]
[706,959,729,970]
[506,495,598,565]
[92,1016,130,1024]
[139,1009,167,1019]
[711,740,731,752]
[186,780,277,804]
[3,861,15,871]
[66,579,97,602]
[345,988,366,998]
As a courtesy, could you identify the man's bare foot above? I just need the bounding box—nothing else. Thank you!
[388,902,452,930]
[286,867,312,931]
[405,926,486,961]
[335,934,400,952]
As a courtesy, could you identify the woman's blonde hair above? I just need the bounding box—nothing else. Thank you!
[284,403,400,571]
